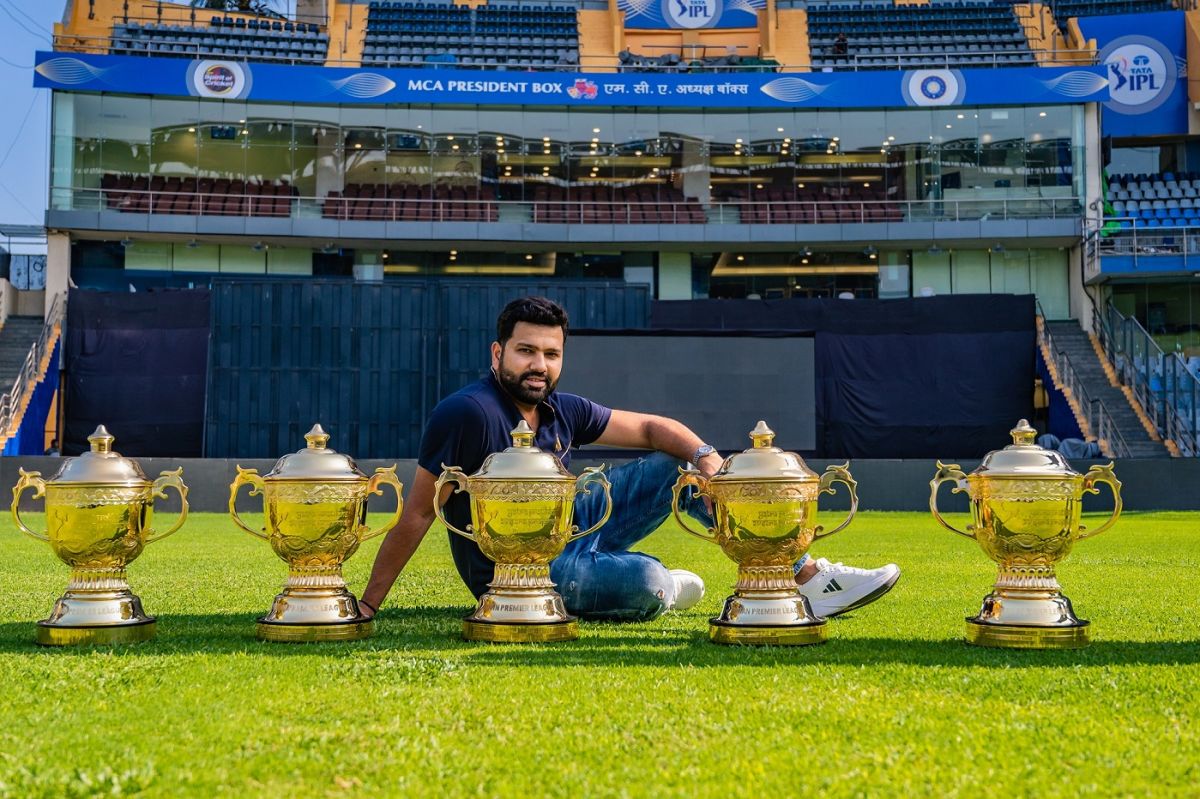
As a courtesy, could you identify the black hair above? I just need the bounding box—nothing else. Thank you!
[496,296,569,345]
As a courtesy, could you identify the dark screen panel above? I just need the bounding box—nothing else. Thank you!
[558,334,816,452]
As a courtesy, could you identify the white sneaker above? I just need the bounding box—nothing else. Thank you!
[668,569,705,611]
[798,557,900,618]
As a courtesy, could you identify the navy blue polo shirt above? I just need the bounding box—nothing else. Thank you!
[417,372,612,597]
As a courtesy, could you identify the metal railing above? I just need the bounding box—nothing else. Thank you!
[1094,219,1200,269]
[51,32,1100,72]
[59,185,1084,225]
[1094,301,1200,458]
[0,294,65,440]
[1039,311,1129,458]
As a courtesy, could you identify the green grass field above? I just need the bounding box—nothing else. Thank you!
[1,511,1198,798]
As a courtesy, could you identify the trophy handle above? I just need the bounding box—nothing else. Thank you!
[10,468,49,542]
[434,465,475,541]
[229,466,269,540]
[929,461,974,539]
[670,467,718,542]
[144,468,190,544]
[569,465,612,540]
[1078,462,1122,540]
[361,466,405,541]
[814,462,858,539]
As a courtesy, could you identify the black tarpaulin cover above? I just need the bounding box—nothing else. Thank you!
[64,289,210,457]
[651,295,1035,458]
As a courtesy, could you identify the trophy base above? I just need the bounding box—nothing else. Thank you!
[708,592,827,646]
[256,619,375,643]
[965,619,1090,650]
[35,588,157,646]
[36,618,156,647]
[462,618,579,643]
[965,590,1090,649]
[709,620,827,646]
[257,585,370,642]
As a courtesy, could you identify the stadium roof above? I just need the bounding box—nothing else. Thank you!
[0,224,45,239]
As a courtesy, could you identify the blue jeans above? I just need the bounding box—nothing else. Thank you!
[549,453,708,622]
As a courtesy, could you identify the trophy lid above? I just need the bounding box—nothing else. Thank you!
[973,419,1080,478]
[49,425,150,485]
[710,421,820,482]
[263,424,367,481]
[472,421,574,480]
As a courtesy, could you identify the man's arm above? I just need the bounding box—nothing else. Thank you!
[359,466,450,617]
[594,409,723,476]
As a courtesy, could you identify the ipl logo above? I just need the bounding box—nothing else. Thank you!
[567,79,598,100]
[1101,37,1175,115]
[665,0,720,29]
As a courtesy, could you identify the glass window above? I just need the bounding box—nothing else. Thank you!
[99,95,151,178]
[243,102,295,187]
[197,100,248,183]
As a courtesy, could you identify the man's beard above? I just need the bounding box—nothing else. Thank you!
[497,361,557,405]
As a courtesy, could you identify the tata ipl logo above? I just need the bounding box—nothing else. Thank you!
[665,0,720,29]
[187,60,251,99]
[1101,36,1176,115]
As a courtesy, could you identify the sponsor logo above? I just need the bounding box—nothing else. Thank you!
[201,64,236,94]
[664,0,719,29]
[566,78,598,100]
[188,60,250,99]
[1101,37,1176,115]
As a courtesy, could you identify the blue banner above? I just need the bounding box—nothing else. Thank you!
[619,0,765,30]
[1077,11,1188,137]
[33,51,1109,109]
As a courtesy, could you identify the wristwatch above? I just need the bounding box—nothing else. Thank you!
[691,444,716,466]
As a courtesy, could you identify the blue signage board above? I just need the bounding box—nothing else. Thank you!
[1077,11,1189,137]
[619,0,766,30]
[33,51,1109,109]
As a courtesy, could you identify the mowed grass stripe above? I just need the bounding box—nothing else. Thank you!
[0,512,1197,797]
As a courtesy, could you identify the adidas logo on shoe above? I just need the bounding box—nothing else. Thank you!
[822,578,843,594]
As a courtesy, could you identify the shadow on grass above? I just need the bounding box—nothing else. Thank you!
[2,606,1198,669]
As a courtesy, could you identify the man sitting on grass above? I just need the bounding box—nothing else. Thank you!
[358,296,899,621]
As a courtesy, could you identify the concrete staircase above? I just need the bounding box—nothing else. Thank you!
[0,316,45,387]
[1045,320,1169,458]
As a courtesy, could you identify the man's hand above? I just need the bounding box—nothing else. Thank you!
[696,451,722,514]
[697,451,723,478]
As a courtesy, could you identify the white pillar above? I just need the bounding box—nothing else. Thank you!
[658,251,692,299]
[45,231,70,317]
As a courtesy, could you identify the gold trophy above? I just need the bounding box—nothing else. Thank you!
[435,420,612,643]
[229,424,404,642]
[10,425,189,646]
[671,421,858,646]
[930,419,1122,649]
